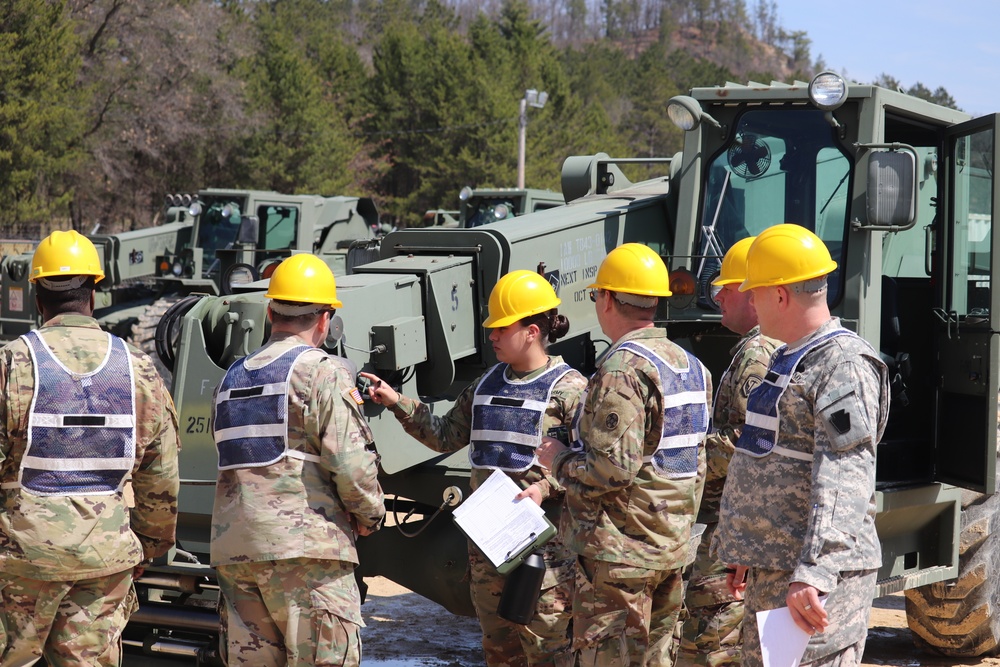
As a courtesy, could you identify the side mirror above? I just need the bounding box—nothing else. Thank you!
[236,215,259,245]
[866,150,917,230]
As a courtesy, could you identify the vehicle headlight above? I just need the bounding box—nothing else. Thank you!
[222,263,258,295]
[172,261,184,277]
[809,72,848,111]
[493,204,510,220]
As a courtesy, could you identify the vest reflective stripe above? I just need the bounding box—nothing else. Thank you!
[737,329,851,458]
[214,345,322,470]
[616,342,708,479]
[469,362,572,472]
[18,330,136,497]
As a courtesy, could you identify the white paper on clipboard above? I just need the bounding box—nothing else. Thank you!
[452,469,552,569]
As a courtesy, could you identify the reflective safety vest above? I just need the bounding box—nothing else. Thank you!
[469,362,573,472]
[569,341,709,479]
[214,345,323,470]
[10,330,136,497]
[738,329,850,459]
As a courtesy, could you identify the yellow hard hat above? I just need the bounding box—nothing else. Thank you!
[483,270,561,328]
[712,236,756,286]
[589,243,672,297]
[30,230,105,284]
[740,224,837,291]
[265,254,343,308]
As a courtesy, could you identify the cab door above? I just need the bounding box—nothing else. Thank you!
[935,114,1000,493]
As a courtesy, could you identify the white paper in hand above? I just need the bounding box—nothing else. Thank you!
[756,596,829,667]
[452,469,551,569]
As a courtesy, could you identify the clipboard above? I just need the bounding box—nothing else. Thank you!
[493,515,556,575]
[451,469,558,575]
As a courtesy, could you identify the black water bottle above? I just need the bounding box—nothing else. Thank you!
[498,551,546,625]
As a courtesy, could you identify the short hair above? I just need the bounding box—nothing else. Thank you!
[271,299,333,329]
[269,308,325,328]
[35,276,95,315]
[609,292,657,321]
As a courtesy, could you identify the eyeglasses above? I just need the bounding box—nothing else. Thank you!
[589,289,599,302]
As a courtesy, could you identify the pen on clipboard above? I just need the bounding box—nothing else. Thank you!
[505,532,537,561]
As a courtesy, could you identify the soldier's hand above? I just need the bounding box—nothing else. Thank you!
[536,436,567,471]
[515,483,544,507]
[725,564,748,600]
[787,582,828,635]
[359,372,399,406]
[357,523,376,537]
[133,561,151,580]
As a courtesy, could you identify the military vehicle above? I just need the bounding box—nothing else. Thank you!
[128,71,1000,662]
[425,185,564,228]
[0,190,379,363]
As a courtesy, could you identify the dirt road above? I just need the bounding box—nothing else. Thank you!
[361,577,1000,667]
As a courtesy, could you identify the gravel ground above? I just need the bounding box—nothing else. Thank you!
[360,580,1000,667]
[361,577,484,666]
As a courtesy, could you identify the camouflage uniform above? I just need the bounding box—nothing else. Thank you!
[0,314,180,667]
[713,318,889,667]
[211,332,385,667]
[679,326,778,667]
[551,328,712,667]
[390,356,587,667]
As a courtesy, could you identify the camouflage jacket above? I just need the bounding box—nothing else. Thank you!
[552,327,712,571]
[713,318,890,593]
[0,315,180,581]
[699,326,779,524]
[210,333,385,567]
[390,356,587,498]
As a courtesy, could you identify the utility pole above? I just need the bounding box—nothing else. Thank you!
[517,89,548,190]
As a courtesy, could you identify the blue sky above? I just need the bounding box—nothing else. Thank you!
[777,0,998,117]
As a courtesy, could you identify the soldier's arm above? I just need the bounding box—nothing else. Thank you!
[553,369,646,499]
[793,357,883,592]
[536,371,589,499]
[388,383,476,454]
[321,366,386,530]
[130,363,181,561]
[0,350,10,466]
[702,346,770,512]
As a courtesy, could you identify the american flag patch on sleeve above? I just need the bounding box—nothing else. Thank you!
[349,387,365,405]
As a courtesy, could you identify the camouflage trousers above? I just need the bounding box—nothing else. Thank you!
[217,558,363,667]
[571,557,684,667]
[675,597,743,667]
[469,546,574,667]
[742,568,877,667]
[677,522,744,667]
[0,569,137,667]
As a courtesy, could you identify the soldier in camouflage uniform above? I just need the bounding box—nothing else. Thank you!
[537,244,712,667]
[210,254,385,667]
[0,230,180,667]
[712,225,890,667]
[678,237,779,667]
[363,270,587,667]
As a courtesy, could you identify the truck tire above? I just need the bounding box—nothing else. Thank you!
[131,296,182,383]
[903,487,1000,657]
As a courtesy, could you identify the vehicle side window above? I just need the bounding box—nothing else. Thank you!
[258,206,298,249]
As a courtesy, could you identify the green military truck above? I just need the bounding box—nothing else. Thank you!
[132,73,1000,661]
[425,185,564,227]
[0,190,379,365]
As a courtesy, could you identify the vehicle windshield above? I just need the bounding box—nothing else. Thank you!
[464,197,517,227]
[696,108,851,306]
[197,195,248,278]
